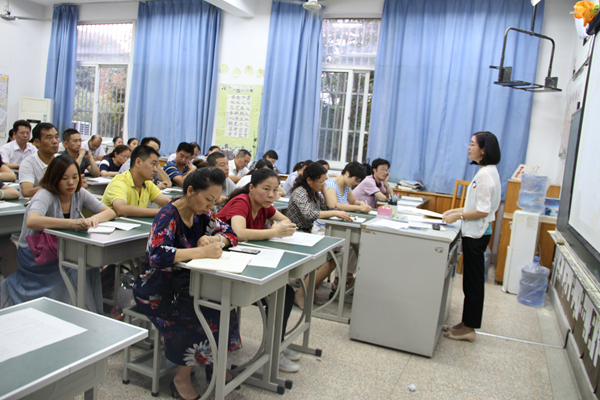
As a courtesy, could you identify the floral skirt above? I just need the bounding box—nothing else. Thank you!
[145,304,242,366]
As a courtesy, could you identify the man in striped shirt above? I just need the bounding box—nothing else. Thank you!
[162,142,196,186]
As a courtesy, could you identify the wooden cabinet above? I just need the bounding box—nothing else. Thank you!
[494,179,561,284]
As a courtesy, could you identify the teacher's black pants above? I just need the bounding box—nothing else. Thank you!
[462,235,491,329]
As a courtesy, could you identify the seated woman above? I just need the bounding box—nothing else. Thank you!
[0,155,116,311]
[132,168,241,400]
[235,159,286,197]
[287,162,352,308]
[0,179,20,278]
[100,144,131,177]
[0,154,17,182]
[282,160,312,197]
[352,158,392,208]
[217,169,301,373]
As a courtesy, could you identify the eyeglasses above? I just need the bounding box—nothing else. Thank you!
[16,131,30,135]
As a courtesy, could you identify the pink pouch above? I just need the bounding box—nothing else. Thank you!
[377,206,393,219]
[26,231,59,265]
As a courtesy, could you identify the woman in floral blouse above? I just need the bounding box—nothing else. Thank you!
[133,167,239,400]
[287,162,351,308]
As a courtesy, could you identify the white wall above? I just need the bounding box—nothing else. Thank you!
[77,2,138,23]
[526,0,582,185]
[0,0,51,144]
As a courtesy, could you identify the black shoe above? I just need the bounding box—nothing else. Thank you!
[170,379,200,400]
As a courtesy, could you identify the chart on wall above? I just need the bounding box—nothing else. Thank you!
[215,84,262,155]
[0,74,8,138]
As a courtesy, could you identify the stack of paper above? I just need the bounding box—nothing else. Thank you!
[269,231,323,247]
[87,226,116,234]
[370,218,408,231]
[186,252,255,274]
[98,221,141,231]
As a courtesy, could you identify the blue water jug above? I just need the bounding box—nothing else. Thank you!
[517,174,548,214]
[517,256,550,307]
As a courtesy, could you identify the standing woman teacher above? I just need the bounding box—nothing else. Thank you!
[442,131,501,342]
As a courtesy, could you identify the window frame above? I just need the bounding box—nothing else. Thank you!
[74,21,136,139]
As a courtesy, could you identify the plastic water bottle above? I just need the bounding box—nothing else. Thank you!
[517,174,548,214]
[517,257,550,307]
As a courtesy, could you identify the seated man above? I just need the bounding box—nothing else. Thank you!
[352,158,392,208]
[207,151,236,209]
[82,134,106,161]
[249,150,279,173]
[167,141,200,162]
[60,129,100,177]
[0,120,37,169]
[197,145,220,162]
[163,142,196,186]
[228,149,251,184]
[102,145,170,217]
[118,137,171,189]
[19,123,60,197]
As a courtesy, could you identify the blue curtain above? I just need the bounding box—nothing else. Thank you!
[128,0,220,155]
[256,3,323,173]
[44,5,78,134]
[369,0,543,196]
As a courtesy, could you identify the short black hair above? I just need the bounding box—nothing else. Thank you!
[140,137,161,148]
[317,160,329,167]
[207,151,226,166]
[130,145,160,167]
[113,136,123,144]
[237,149,251,158]
[371,158,390,172]
[127,137,138,145]
[342,161,367,180]
[176,142,194,154]
[263,150,278,160]
[63,128,80,142]
[208,145,220,152]
[472,131,501,166]
[32,122,57,142]
[8,129,14,140]
[190,142,200,150]
[13,120,31,132]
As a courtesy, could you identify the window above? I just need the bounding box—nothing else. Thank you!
[317,19,380,168]
[72,23,133,139]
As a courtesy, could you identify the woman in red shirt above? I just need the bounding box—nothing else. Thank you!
[217,168,302,373]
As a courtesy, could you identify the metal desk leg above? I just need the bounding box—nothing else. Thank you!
[214,279,232,400]
[269,285,292,391]
[77,243,87,309]
[313,225,351,324]
[58,238,77,306]
[288,269,322,357]
[83,387,98,400]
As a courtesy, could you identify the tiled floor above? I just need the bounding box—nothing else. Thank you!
[79,267,581,399]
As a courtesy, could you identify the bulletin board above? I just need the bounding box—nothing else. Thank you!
[0,74,8,138]
[215,84,262,155]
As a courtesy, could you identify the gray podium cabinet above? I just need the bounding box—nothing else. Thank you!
[349,221,461,357]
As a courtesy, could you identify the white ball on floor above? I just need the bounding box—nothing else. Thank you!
[408,384,417,392]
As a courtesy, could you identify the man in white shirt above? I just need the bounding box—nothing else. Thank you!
[0,120,37,169]
[60,128,100,177]
[228,149,251,184]
[19,123,60,197]
[207,151,236,208]
[82,135,106,161]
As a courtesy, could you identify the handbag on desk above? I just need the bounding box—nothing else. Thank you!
[26,231,58,265]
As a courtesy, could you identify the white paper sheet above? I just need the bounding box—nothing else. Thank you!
[161,187,183,193]
[269,231,323,247]
[276,197,290,203]
[186,252,254,273]
[86,177,112,184]
[236,247,285,268]
[370,219,409,230]
[0,201,22,209]
[329,216,366,223]
[0,308,87,364]
[99,221,141,231]
[87,226,116,234]
[397,206,443,219]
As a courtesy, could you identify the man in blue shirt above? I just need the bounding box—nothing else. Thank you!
[163,142,196,186]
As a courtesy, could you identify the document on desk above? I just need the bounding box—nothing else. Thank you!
[99,221,142,231]
[161,187,183,194]
[186,252,254,273]
[0,308,87,364]
[397,206,443,219]
[276,197,290,203]
[269,231,323,247]
[87,226,116,234]
[0,201,22,209]
[86,177,112,184]
[370,218,408,231]
[330,216,366,223]
[236,246,284,268]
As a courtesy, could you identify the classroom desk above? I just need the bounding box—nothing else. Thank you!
[272,198,289,211]
[85,177,112,196]
[315,212,378,323]
[178,251,310,399]
[0,198,28,236]
[44,221,151,309]
[0,297,146,400]
[242,236,345,359]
